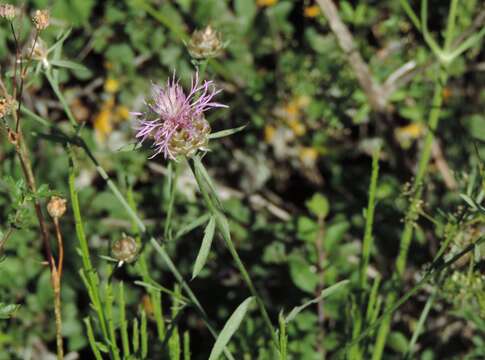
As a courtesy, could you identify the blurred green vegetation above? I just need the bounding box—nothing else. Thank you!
[0,0,484,359]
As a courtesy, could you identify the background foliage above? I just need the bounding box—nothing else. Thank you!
[0,0,484,359]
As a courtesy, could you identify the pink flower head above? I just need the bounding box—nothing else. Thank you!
[133,72,227,160]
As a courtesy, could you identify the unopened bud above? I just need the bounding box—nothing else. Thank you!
[32,9,49,31]
[111,236,139,263]
[187,26,224,60]
[47,196,67,219]
[0,4,17,20]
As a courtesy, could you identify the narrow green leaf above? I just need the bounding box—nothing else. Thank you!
[47,29,72,54]
[50,59,89,72]
[192,216,216,280]
[285,280,349,323]
[208,297,254,360]
[209,124,247,139]
[174,214,211,241]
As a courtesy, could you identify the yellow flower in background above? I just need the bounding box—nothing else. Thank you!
[257,0,278,7]
[285,101,299,117]
[304,5,320,18]
[296,95,311,108]
[287,118,306,136]
[299,147,319,166]
[395,122,425,148]
[104,78,120,93]
[115,105,130,122]
[94,101,114,142]
[264,124,276,143]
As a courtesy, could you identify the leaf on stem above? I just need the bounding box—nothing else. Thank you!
[209,124,247,139]
[285,280,349,323]
[192,216,216,280]
[208,297,254,360]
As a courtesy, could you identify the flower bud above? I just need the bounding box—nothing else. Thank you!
[32,9,50,31]
[187,26,224,60]
[0,4,17,20]
[111,236,139,263]
[47,196,67,219]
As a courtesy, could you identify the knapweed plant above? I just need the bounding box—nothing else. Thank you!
[0,0,484,359]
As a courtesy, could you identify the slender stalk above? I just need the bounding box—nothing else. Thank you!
[52,217,64,360]
[371,68,447,360]
[404,287,437,359]
[444,0,459,52]
[359,148,380,289]
[68,147,110,343]
[164,162,179,240]
[315,216,326,358]
[15,31,39,133]
[338,236,485,357]
[189,155,279,348]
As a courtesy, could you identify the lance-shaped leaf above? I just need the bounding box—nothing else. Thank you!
[285,280,349,323]
[192,216,216,280]
[209,124,247,139]
[208,297,254,360]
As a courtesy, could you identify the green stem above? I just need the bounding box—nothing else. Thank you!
[444,0,459,52]
[150,238,235,360]
[190,155,279,348]
[164,162,179,240]
[359,148,380,289]
[371,68,447,360]
[340,236,485,357]
[45,70,78,127]
[68,147,110,343]
[404,287,437,359]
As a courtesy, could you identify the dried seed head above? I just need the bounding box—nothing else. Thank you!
[32,9,50,31]
[111,236,139,263]
[187,25,224,60]
[47,196,67,219]
[0,95,16,119]
[0,4,17,20]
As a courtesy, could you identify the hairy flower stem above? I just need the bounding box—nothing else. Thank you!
[189,155,279,349]
[371,68,448,360]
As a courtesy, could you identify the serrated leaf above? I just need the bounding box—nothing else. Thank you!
[192,216,216,280]
[208,297,254,360]
[285,280,349,323]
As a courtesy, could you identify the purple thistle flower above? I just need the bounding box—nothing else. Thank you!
[132,72,227,160]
